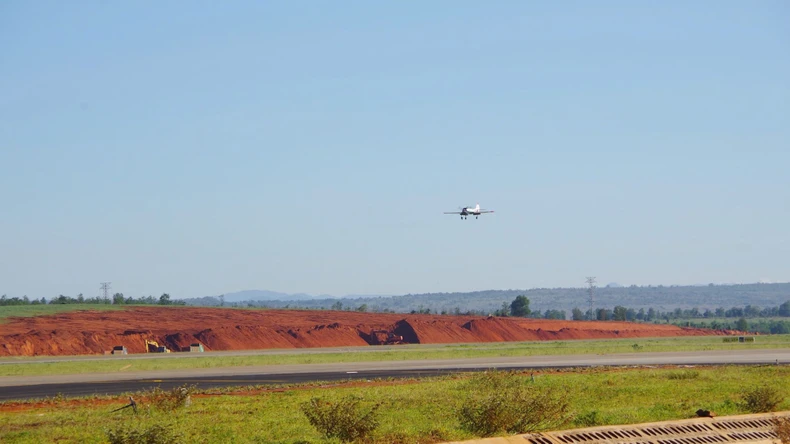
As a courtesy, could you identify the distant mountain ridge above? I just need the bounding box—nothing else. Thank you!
[205,289,392,303]
[182,283,790,314]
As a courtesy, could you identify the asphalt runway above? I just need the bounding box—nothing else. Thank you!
[1,349,788,401]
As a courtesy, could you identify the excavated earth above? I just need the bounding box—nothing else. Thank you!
[0,307,736,357]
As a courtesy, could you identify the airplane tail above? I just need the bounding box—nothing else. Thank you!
[475,203,480,211]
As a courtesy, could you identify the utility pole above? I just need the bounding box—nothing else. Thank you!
[100,282,111,302]
[585,277,596,320]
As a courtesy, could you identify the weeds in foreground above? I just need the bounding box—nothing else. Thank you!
[300,395,381,443]
[457,370,571,437]
[773,416,790,444]
[3,365,788,443]
[574,410,604,427]
[740,386,784,413]
[377,428,451,444]
[140,384,196,412]
[666,370,700,380]
[106,423,183,444]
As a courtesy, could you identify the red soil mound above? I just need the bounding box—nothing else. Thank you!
[0,307,733,357]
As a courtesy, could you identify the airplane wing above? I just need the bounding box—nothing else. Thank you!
[478,210,495,213]
[444,212,462,214]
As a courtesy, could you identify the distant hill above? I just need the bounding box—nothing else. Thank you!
[182,283,790,315]
[220,290,323,303]
[193,290,392,303]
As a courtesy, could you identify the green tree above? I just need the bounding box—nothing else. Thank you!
[744,305,760,317]
[736,317,748,331]
[510,296,531,317]
[613,306,627,321]
[51,294,76,304]
[112,293,125,305]
[544,310,565,320]
[331,301,343,311]
[571,307,584,321]
[496,301,510,317]
[779,300,790,317]
[159,293,171,305]
[356,304,368,312]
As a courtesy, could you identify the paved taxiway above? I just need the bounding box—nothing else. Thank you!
[1,349,788,401]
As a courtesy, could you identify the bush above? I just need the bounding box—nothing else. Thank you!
[775,416,790,444]
[456,371,570,437]
[667,370,700,380]
[106,424,183,444]
[300,395,381,443]
[574,410,603,427]
[379,428,450,444]
[144,384,196,412]
[740,386,783,413]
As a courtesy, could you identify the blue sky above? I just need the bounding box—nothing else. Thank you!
[1,1,788,299]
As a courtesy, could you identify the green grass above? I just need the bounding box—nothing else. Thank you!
[2,335,789,377]
[0,304,124,323]
[1,365,788,443]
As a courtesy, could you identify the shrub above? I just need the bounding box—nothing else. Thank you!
[456,371,570,437]
[106,424,183,444]
[574,410,603,427]
[379,428,450,444]
[144,384,196,412]
[300,395,381,443]
[740,386,783,413]
[667,370,700,380]
[774,416,790,444]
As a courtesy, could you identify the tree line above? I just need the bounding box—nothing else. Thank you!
[3,292,788,327]
[0,293,185,306]
[405,298,790,323]
[671,318,790,334]
[191,283,790,317]
[567,301,790,322]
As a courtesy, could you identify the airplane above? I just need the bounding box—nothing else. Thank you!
[444,203,494,220]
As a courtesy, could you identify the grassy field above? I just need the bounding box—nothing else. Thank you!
[0,304,124,323]
[1,365,788,443]
[2,335,789,377]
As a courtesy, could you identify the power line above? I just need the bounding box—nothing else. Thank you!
[100,282,111,301]
[585,277,596,320]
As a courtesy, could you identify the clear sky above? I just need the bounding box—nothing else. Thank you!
[1,1,788,300]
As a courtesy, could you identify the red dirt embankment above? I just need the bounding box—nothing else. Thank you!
[0,307,734,357]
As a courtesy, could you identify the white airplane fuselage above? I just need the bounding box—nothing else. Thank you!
[444,203,492,219]
[460,204,481,215]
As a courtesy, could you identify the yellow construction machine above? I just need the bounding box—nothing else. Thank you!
[145,340,170,353]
